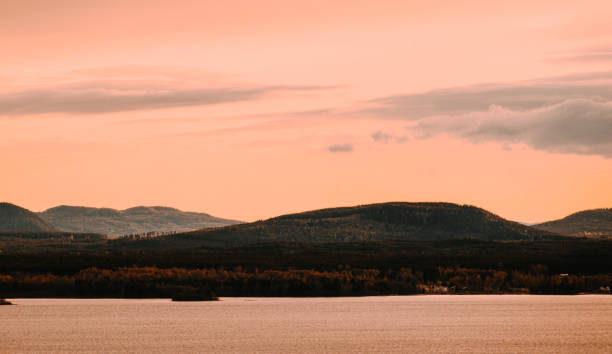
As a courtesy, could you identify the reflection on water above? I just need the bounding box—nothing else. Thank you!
[2,296,612,353]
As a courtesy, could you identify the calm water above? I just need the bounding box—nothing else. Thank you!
[2,296,612,353]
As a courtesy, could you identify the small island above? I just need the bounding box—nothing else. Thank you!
[171,287,218,302]
[0,298,13,305]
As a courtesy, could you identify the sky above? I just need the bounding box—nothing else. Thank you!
[1,0,612,223]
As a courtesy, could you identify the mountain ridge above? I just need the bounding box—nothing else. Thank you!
[0,202,58,232]
[534,208,612,238]
[38,205,241,236]
[161,202,566,246]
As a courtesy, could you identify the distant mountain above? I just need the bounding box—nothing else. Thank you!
[38,205,241,236]
[533,208,612,238]
[166,202,564,246]
[0,202,58,232]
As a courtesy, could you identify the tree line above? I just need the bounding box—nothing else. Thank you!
[1,264,610,298]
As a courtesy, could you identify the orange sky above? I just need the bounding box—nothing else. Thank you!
[1,0,611,223]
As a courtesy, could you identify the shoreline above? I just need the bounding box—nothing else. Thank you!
[3,293,610,302]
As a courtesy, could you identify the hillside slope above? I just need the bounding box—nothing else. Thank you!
[534,208,612,238]
[164,202,564,246]
[39,205,241,236]
[0,202,58,231]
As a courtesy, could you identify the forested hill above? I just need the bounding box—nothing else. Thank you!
[0,202,58,232]
[39,205,241,236]
[534,208,612,238]
[161,202,565,246]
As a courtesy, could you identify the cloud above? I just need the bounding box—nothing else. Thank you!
[345,71,612,158]
[539,71,612,83]
[0,83,334,115]
[356,71,612,120]
[371,130,407,144]
[554,54,612,62]
[413,99,612,158]
[550,45,612,63]
[328,143,353,152]
[371,131,392,143]
[0,88,262,115]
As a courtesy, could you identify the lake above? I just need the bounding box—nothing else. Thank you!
[2,295,612,353]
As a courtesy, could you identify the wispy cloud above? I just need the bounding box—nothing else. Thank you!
[328,143,353,153]
[0,82,335,116]
[0,88,263,115]
[554,54,612,62]
[550,44,612,63]
[357,73,612,120]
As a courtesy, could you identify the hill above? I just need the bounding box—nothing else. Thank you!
[38,205,241,236]
[159,202,564,246]
[534,208,612,238]
[0,202,58,231]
